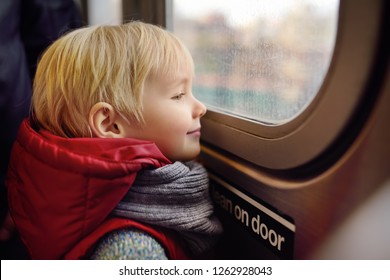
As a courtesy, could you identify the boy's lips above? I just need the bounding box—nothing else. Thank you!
[187,127,201,136]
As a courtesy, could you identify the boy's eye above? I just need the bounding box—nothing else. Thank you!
[172,93,185,101]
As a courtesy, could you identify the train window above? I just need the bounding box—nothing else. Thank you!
[167,0,383,172]
[171,0,339,125]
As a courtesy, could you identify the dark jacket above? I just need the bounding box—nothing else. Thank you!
[0,0,81,258]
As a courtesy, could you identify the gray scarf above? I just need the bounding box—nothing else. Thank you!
[112,161,223,256]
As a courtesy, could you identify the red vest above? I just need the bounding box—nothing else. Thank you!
[6,119,188,259]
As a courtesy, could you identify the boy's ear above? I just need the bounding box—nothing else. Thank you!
[89,102,125,138]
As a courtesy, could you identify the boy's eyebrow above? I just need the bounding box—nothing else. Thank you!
[176,77,190,84]
[166,76,191,88]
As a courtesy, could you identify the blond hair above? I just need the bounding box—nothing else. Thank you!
[32,21,194,138]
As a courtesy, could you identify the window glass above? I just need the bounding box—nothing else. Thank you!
[172,0,339,125]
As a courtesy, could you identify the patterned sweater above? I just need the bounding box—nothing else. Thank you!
[90,228,168,260]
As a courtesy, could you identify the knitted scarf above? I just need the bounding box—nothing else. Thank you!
[112,161,223,256]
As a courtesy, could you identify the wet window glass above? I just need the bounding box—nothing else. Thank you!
[172,0,339,125]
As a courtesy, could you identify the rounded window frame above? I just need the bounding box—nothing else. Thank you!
[196,0,385,170]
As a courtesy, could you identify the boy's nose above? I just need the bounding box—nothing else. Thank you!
[193,97,207,118]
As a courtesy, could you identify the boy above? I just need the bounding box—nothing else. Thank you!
[6,22,222,259]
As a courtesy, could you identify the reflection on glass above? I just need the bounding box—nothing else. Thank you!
[173,0,339,125]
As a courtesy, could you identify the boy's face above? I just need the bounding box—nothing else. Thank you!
[122,66,207,162]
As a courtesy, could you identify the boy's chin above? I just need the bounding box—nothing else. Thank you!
[169,149,201,162]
